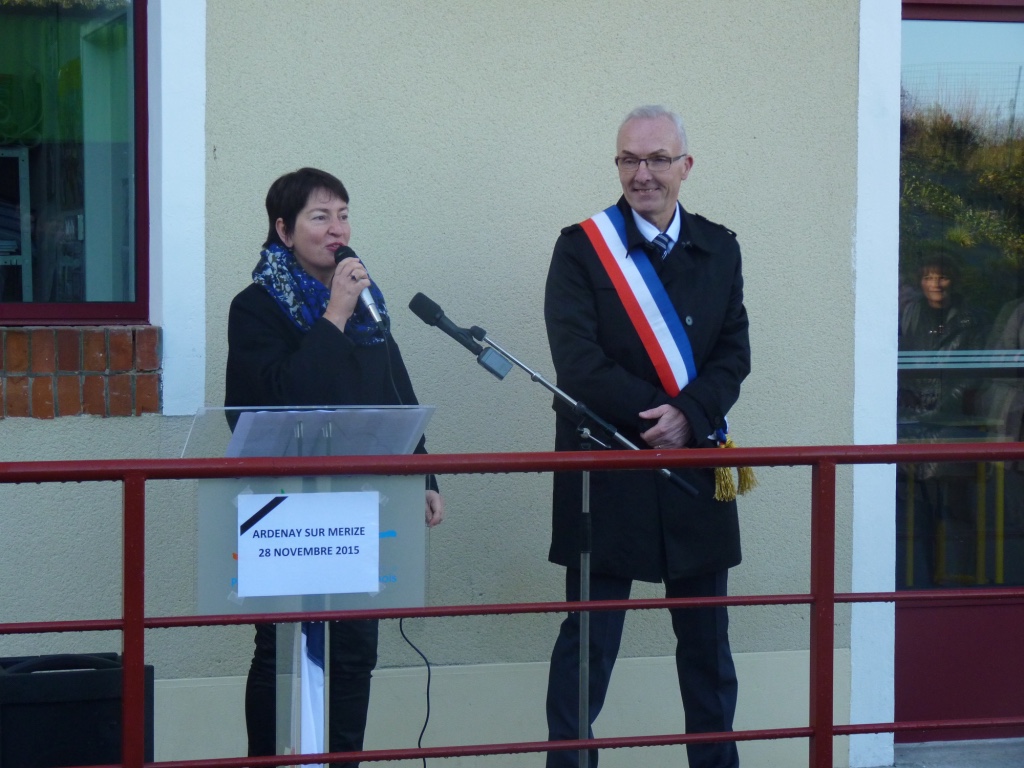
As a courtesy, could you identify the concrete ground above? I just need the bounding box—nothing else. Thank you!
[894,738,1024,767]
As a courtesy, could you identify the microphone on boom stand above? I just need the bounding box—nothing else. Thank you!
[407,292,697,497]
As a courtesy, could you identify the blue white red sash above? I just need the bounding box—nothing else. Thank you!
[580,205,697,397]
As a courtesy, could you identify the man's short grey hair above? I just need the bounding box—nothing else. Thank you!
[620,105,688,152]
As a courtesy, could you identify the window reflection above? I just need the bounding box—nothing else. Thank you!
[0,0,134,305]
[898,21,1024,589]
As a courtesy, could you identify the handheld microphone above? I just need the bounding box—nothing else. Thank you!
[408,293,484,355]
[334,245,384,328]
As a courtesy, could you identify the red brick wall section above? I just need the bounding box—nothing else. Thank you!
[0,327,162,418]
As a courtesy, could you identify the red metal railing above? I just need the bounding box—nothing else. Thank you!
[3,442,1024,767]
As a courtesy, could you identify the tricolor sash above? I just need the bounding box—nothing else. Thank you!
[581,205,697,397]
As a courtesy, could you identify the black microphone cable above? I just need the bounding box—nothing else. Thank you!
[389,345,436,766]
[399,616,433,767]
[320,257,437,761]
[380,300,434,764]
[380,337,436,764]
[382,330,404,407]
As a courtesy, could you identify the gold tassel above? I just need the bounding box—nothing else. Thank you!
[714,466,737,502]
[713,435,757,502]
[737,465,758,495]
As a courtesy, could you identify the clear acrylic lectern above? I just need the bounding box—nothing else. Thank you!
[184,405,435,761]
[185,405,434,615]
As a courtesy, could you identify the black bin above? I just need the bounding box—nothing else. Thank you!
[0,653,154,767]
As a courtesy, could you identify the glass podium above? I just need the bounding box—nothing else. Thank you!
[183,405,435,761]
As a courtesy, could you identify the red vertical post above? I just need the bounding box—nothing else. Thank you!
[122,472,146,768]
[808,460,836,768]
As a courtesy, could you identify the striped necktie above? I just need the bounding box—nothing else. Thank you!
[652,232,673,259]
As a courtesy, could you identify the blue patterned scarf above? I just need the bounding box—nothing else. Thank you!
[252,243,388,345]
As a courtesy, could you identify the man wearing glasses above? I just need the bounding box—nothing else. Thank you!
[543,105,750,768]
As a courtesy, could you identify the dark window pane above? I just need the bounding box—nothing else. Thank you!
[898,20,1024,589]
[0,0,134,306]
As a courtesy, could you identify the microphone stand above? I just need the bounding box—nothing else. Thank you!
[575,426,604,768]
[468,326,697,768]
[469,327,698,497]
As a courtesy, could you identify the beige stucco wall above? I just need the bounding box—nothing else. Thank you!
[204,0,860,663]
[0,0,863,762]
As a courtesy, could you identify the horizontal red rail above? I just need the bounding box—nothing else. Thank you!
[5,441,1024,484]
[6,587,1024,636]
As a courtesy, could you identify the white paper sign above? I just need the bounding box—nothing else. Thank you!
[236,492,379,597]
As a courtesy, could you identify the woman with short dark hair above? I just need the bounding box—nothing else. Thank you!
[225,167,443,765]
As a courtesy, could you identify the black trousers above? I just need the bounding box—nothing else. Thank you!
[246,620,379,767]
[545,569,739,768]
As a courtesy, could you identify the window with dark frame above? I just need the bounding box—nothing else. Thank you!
[895,5,1024,745]
[0,0,147,325]
[0,0,156,420]
[897,0,1024,590]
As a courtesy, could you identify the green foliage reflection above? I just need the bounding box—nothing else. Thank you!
[901,89,1024,315]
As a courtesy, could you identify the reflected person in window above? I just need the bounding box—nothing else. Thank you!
[898,250,987,431]
[897,249,987,585]
[224,167,444,766]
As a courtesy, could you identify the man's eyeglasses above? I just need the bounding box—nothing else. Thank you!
[615,154,687,172]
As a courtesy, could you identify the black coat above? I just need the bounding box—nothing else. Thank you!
[225,283,432,466]
[897,295,986,422]
[544,197,751,582]
[897,295,987,480]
